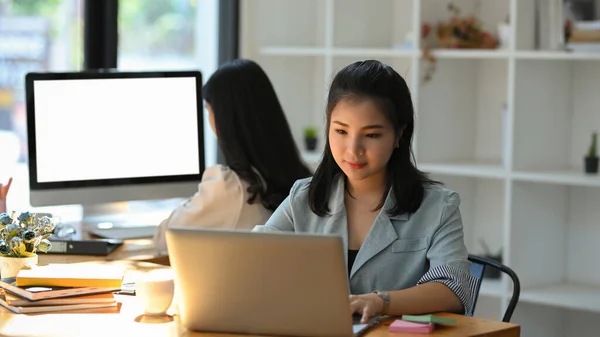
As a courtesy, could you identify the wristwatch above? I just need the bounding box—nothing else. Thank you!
[373,290,391,315]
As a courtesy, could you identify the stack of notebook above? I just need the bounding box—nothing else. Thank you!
[0,263,125,314]
[388,314,458,334]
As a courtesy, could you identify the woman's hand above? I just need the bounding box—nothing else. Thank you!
[349,293,384,324]
[0,177,12,213]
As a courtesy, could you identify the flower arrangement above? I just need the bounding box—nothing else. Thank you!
[421,1,500,83]
[0,211,55,258]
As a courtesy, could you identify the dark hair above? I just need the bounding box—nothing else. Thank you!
[202,59,312,211]
[308,60,439,217]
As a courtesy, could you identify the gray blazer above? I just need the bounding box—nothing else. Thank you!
[253,176,476,313]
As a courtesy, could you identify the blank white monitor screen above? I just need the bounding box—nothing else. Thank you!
[25,71,204,208]
[34,77,200,182]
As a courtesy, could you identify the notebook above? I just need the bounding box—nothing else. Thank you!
[0,296,117,314]
[401,314,458,325]
[389,319,435,333]
[15,263,125,288]
[0,277,119,301]
[1,291,115,307]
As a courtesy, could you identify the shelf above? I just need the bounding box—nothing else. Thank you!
[515,51,600,61]
[520,283,600,313]
[260,47,417,58]
[430,49,511,59]
[512,169,600,187]
[301,151,322,171]
[418,162,507,179]
[479,279,504,298]
[332,48,416,57]
[259,47,326,56]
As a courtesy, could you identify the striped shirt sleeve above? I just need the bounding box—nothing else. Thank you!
[416,263,479,314]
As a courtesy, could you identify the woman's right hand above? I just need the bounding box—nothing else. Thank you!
[0,177,13,213]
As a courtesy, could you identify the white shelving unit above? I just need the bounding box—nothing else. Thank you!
[241,1,600,336]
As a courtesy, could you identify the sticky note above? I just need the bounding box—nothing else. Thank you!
[401,314,458,325]
[388,319,434,333]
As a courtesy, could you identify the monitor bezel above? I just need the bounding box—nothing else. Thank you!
[25,70,205,191]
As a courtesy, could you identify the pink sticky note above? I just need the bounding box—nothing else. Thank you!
[388,319,435,334]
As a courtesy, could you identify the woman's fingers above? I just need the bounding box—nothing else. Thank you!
[360,303,377,323]
[349,297,362,314]
[349,296,377,324]
[0,177,12,198]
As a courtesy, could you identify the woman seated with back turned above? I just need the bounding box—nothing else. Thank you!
[154,59,312,254]
[253,60,477,323]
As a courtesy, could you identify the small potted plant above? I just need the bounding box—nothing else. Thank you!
[479,238,502,279]
[585,132,598,174]
[304,126,318,152]
[0,211,55,278]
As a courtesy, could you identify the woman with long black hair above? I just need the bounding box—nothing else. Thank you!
[154,59,312,253]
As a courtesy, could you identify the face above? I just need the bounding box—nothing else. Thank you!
[329,98,398,184]
[205,102,217,137]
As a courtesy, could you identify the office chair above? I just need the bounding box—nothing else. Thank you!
[467,254,520,323]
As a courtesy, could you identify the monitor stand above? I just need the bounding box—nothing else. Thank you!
[80,202,133,228]
[78,202,161,240]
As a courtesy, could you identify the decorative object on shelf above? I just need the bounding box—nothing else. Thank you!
[421,1,500,82]
[304,126,318,152]
[0,211,55,278]
[479,238,502,279]
[584,132,598,174]
[497,15,511,49]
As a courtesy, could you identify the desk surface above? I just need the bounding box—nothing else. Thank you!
[1,253,519,337]
[0,297,520,337]
[0,260,520,337]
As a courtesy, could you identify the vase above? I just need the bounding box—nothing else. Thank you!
[0,255,38,279]
[497,23,510,49]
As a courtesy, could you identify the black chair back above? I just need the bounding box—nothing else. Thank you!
[467,254,520,323]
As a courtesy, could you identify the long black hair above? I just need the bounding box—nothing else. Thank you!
[308,60,439,217]
[202,59,312,211]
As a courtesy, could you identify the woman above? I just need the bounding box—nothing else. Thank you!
[0,177,12,214]
[154,59,312,253]
[253,60,476,323]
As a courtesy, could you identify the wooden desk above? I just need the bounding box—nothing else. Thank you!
[0,260,520,337]
[0,299,519,337]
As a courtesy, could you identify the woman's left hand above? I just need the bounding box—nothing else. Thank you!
[349,293,384,324]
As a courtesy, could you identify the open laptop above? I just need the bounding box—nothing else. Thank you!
[166,228,381,337]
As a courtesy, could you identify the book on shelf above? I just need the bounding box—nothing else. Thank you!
[15,263,126,288]
[0,277,120,301]
[565,42,600,52]
[569,29,600,42]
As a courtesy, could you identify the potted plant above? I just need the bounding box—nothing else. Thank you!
[0,211,55,278]
[479,238,502,279]
[585,132,598,174]
[304,126,318,152]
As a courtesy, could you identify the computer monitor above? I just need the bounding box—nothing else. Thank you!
[24,70,205,225]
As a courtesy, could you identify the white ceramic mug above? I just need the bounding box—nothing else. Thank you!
[135,269,175,316]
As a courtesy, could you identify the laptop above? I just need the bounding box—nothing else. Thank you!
[166,228,381,337]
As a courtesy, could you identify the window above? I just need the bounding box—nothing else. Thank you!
[2,0,227,220]
[118,0,218,169]
[117,0,220,215]
[1,0,84,217]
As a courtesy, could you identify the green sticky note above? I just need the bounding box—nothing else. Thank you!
[401,314,458,325]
